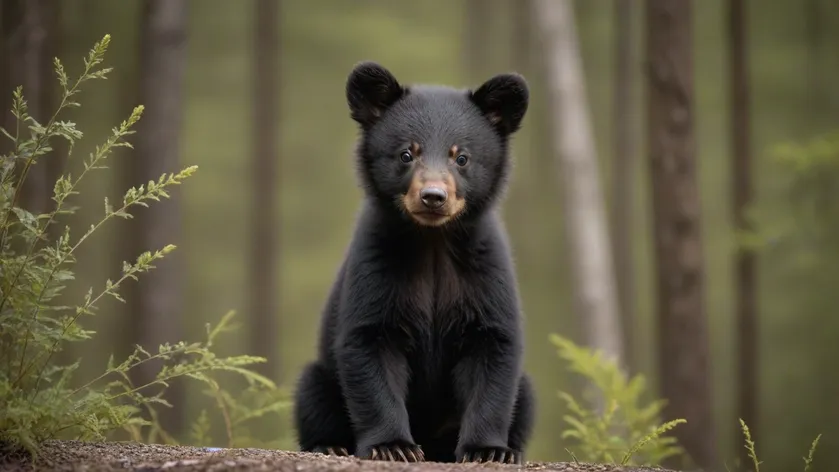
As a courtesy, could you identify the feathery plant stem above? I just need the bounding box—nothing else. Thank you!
[0,35,112,255]
[1,36,115,379]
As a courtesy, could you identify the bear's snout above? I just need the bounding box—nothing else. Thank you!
[420,187,447,209]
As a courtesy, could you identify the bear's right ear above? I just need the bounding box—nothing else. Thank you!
[346,61,405,129]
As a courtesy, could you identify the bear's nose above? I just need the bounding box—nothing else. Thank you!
[420,187,448,209]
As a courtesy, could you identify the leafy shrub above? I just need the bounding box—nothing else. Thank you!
[0,34,287,456]
[550,334,686,466]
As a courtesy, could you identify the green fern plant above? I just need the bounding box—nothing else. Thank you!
[0,34,284,457]
[550,334,686,466]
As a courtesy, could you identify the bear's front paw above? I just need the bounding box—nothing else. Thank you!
[362,442,425,462]
[457,446,521,465]
[311,446,350,457]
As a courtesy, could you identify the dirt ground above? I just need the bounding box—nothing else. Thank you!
[0,440,679,472]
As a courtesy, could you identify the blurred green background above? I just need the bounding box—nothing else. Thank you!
[4,0,839,471]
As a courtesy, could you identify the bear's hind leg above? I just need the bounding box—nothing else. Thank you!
[507,373,536,464]
[293,361,355,456]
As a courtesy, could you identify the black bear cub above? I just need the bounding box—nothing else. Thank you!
[293,61,535,465]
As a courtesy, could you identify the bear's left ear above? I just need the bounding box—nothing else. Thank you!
[469,73,529,136]
[346,61,406,129]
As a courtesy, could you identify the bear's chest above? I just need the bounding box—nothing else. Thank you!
[402,248,467,319]
[393,247,477,386]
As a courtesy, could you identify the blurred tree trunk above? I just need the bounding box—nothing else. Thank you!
[249,0,280,381]
[124,0,188,437]
[20,0,60,216]
[611,0,637,374]
[16,0,45,208]
[729,0,757,465]
[645,0,717,468]
[805,0,824,115]
[531,0,625,372]
[1,0,61,215]
[0,1,22,154]
[37,1,61,212]
[510,0,532,73]
[463,0,491,82]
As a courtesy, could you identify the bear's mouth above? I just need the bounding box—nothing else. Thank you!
[403,195,466,227]
[409,210,452,226]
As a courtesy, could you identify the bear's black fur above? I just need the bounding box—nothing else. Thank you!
[292,62,535,465]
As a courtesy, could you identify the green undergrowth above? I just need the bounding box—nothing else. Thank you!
[724,419,821,472]
[551,334,686,467]
[553,334,823,471]
[0,35,289,458]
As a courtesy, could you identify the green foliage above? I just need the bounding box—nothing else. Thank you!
[725,418,821,472]
[550,335,825,471]
[739,418,762,472]
[550,334,686,467]
[731,131,836,472]
[768,131,839,265]
[803,433,821,472]
[187,381,294,450]
[549,336,827,471]
[115,311,292,449]
[773,131,839,238]
[743,130,839,259]
[0,35,287,456]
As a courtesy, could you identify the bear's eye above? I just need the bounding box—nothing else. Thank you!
[455,154,469,167]
[399,151,413,163]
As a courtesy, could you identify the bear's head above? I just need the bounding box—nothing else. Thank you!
[346,61,528,228]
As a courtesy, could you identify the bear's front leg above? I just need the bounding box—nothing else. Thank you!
[335,324,425,463]
[453,323,523,465]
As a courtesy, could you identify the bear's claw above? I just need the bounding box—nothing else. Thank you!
[312,446,350,457]
[458,446,521,465]
[366,442,425,462]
